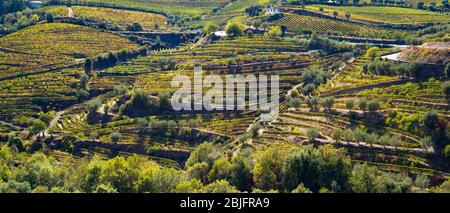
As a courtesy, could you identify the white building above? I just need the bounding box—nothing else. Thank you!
[214,30,227,37]
[28,1,43,9]
[327,0,339,4]
[265,5,281,16]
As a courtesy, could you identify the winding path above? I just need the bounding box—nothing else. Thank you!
[32,110,65,142]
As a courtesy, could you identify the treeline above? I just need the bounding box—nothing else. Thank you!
[122,91,172,117]
[0,9,47,36]
[84,47,149,73]
[0,0,26,16]
[308,34,357,55]
[363,59,425,78]
[0,143,449,193]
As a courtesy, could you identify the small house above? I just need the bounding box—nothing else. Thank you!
[265,5,281,16]
[326,0,339,4]
[214,31,227,37]
[28,1,43,9]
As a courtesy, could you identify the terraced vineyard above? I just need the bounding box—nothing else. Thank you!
[0,1,449,195]
[0,23,140,79]
[42,6,168,30]
[305,5,450,24]
[0,67,83,122]
[273,13,404,39]
[76,0,230,16]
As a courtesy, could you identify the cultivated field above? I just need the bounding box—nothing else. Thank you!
[305,5,450,24]
[42,6,168,30]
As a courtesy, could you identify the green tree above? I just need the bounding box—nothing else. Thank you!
[88,99,101,115]
[253,146,287,190]
[225,22,244,37]
[208,157,232,183]
[349,163,380,193]
[173,179,204,193]
[307,96,320,111]
[187,162,209,184]
[114,85,128,96]
[291,183,312,193]
[442,81,450,104]
[8,136,24,152]
[423,110,439,132]
[345,12,351,20]
[321,96,335,111]
[110,131,121,143]
[99,156,136,193]
[331,129,342,142]
[39,111,54,125]
[229,152,253,192]
[444,63,450,78]
[135,166,184,193]
[90,131,99,142]
[83,58,93,76]
[80,73,89,90]
[282,146,322,191]
[45,12,54,23]
[31,119,47,137]
[199,180,239,193]
[345,99,355,112]
[333,11,338,18]
[204,22,219,35]
[358,99,367,112]
[268,26,282,38]
[306,128,320,142]
[443,144,450,159]
[186,142,223,169]
[367,100,380,114]
[365,47,379,60]
[128,22,143,31]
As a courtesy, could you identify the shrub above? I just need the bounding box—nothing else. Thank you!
[8,136,24,152]
[442,81,450,103]
[288,97,302,108]
[45,12,54,23]
[31,119,47,136]
[345,99,355,111]
[358,99,367,112]
[245,5,262,17]
[204,22,218,35]
[83,58,93,76]
[367,100,380,113]
[365,47,379,60]
[127,22,143,31]
[225,22,244,37]
[444,145,450,159]
[114,85,128,96]
[39,111,54,125]
[320,96,335,111]
[131,91,153,110]
[88,99,101,114]
[306,128,320,142]
[445,63,450,78]
[268,26,282,38]
[110,131,121,143]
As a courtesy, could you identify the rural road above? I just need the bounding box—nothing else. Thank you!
[32,110,65,142]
